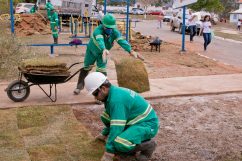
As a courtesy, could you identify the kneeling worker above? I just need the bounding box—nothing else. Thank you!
[84,72,159,161]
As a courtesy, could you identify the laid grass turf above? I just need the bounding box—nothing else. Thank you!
[0,105,104,161]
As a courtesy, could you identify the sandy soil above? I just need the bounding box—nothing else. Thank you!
[72,93,242,161]
[18,33,242,82]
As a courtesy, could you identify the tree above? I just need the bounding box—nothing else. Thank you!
[219,0,238,18]
[189,0,224,13]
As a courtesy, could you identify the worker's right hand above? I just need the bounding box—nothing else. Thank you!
[102,49,110,63]
[130,50,145,61]
[101,152,114,161]
[95,133,107,142]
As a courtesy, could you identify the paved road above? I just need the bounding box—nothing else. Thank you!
[133,20,242,68]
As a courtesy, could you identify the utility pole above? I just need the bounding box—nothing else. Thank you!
[10,0,14,34]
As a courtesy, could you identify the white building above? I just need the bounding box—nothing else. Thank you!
[230,0,242,23]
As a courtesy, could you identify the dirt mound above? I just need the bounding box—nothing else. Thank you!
[15,13,51,36]
[130,31,156,52]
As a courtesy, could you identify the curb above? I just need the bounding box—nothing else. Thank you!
[2,89,242,110]
[214,36,242,44]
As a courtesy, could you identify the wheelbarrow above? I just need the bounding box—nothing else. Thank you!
[5,62,89,102]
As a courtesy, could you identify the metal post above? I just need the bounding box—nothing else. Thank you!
[126,0,130,42]
[10,0,14,34]
[129,19,131,40]
[104,0,107,15]
[88,22,91,37]
[181,6,186,52]
[59,17,62,32]
[50,45,54,55]
[69,16,73,35]
[74,19,78,36]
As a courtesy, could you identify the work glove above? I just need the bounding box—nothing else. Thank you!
[101,152,114,161]
[130,50,144,61]
[95,133,107,142]
[102,49,110,63]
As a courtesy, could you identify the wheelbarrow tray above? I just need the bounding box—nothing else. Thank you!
[23,72,70,84]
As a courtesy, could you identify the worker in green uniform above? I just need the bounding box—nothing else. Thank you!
[73,14,144,95]
[30,4,37,13]
[50,8,59,44]
[84,72,159,161]
[45,0,53,20]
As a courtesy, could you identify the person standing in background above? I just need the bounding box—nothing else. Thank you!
[157,11,164,29]
[50,8,59,44]
[237,19,241,31]
[188,10,197,42]
[45,0,53,20]
[199,15,212,51]
[30,4,37,13]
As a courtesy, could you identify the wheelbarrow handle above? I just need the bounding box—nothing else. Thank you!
[67,62,84,70]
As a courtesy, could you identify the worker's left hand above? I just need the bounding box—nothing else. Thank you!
[95,133,107,142]
[101,152,114,161]
[130,50,144,61]
[102,49,110,63]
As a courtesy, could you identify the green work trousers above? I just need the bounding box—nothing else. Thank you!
[113,118,159,153]
[83,46,107,74]
[51,25,58,38]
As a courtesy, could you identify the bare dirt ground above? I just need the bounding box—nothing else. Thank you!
[15,33,242,82]
[73,93,242,161]
[1,22,242,81]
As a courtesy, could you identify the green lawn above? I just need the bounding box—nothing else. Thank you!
[0,105,104,161]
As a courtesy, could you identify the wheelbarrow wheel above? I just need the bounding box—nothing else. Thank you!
[7,80,30,102]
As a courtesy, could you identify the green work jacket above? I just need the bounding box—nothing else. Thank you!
[101,85,159,153]
[30,6,36,13]
[50,12,58,28]
[88,25,131,54]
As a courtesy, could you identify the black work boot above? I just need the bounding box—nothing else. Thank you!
[73,68,89,95]
[135,140,157,161]
[54,37,58,44]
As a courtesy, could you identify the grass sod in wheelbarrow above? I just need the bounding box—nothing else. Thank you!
[20,57,70,75]
[114,57,150,93]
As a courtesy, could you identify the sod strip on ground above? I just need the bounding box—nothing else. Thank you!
[0,105,104,161]
[17,105,104,161]
[0,109,30,161]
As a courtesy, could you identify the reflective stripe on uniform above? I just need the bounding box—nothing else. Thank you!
[84,66,93,70]
[127,104,152,125]
[52,32,58,34]
[114,136,136,147]
[96,35,104,39]
[101,111,110,121]
[91,34,102,50]
[116,37,123,42]
[96,67,106,72]
[111,119,126,126]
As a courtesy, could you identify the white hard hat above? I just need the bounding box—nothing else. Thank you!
[84,72,107,94]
